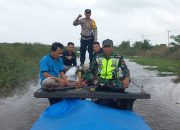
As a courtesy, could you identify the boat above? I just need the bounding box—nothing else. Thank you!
[31,67,151,130]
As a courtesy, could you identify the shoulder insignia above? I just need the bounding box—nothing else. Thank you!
[92,19,97,29]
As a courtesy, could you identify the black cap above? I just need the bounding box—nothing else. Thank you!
[85,9,91,14]
[102,39,113,47]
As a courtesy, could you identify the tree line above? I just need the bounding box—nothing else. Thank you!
[116,35,180,61]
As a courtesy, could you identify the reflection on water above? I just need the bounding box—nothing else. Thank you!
[0,82,49,130]
[127,60,180,130]
[0,59,180,130]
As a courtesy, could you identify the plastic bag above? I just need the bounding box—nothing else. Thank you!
[31,99,151,130]
[65,66,77,81]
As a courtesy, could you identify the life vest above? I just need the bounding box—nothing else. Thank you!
[96,55,122,79]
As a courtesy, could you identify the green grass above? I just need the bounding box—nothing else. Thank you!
[1,42,179,95]
[0,43,50,95]
[0,43,80,96]
[115,45,180,83]
[129,56,180,83]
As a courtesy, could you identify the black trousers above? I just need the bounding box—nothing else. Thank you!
[80,37,94,64]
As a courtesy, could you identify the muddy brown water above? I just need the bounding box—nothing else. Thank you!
[0,60,180,130]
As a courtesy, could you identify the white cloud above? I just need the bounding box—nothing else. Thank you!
[0,0,179,45]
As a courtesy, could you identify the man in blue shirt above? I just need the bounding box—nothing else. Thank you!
[40,42,68,105]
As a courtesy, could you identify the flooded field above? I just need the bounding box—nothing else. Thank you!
[0,60,180,130]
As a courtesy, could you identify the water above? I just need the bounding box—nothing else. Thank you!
[0,59,180,130]
[127,60,180,130]
[0,83,48,130]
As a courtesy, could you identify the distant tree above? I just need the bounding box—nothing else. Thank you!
[153,44,167,49]
[142,39,152,49]
[133,41,143,50]
[119,41,130,49]
[170,42,177,46]
[133,39,151,50]
[170,35,180,45]
[160,44,167,47]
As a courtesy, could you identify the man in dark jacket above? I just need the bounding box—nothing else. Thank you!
[62,42,77,67]
[93,41,103,57]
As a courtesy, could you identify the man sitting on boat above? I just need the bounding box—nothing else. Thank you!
[40,42,68,105]
[62,42,77,71]
[92,41,103,57]
[76,39,130,109]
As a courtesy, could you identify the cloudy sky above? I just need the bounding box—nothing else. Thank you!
[0,0,180,46]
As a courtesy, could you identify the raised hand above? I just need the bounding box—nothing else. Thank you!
[77,14,82,19]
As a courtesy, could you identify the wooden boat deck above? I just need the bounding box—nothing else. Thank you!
[34,86,150,99]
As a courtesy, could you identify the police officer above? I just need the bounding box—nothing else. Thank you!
[73,9,97,66]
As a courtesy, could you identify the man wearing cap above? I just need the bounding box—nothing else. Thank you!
[76,39,130,109]
[73,9,97,66]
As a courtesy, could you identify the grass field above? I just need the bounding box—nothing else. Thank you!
[129,56,180,83]
[0,43,50,95]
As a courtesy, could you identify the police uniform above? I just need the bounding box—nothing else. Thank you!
[73,9,97,65]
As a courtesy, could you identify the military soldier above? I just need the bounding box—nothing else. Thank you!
[76,39,130,109]
[73,9,97,66]
[77,39,130,89]
[90,41,103,68]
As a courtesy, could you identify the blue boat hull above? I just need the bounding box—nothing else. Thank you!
[31,99,151,130]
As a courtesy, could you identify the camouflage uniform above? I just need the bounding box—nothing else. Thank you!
[82,53,130,88]
[83,52,131,110]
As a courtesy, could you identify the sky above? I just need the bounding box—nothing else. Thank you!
[0,0,180,46]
